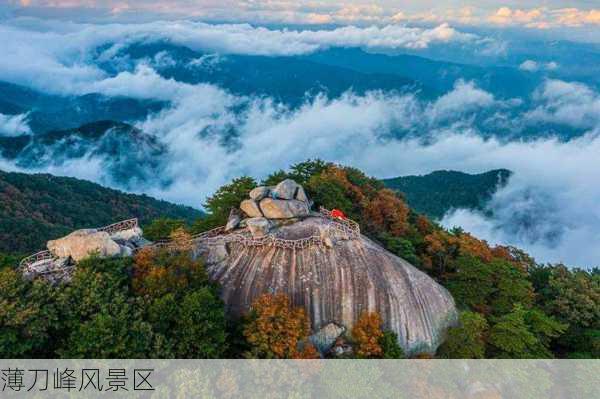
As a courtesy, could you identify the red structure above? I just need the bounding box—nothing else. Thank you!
[330,209,346,219]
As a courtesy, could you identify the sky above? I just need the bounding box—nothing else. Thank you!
[3,0,600,30]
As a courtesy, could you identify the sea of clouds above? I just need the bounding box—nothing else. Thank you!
[1,19,600,268]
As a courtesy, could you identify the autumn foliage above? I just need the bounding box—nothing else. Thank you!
[351,311,384,358]
[243,293,318,359]
[132,229,208,297]
[364,188,410,236]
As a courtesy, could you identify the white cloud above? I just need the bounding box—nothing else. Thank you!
[0,18,489,95]
[525,79,600,129]
[519,60,559,72]
[0,113,31,136]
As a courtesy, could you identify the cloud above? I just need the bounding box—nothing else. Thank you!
[519,60,558,72]
[0,18,488,95]
[525,80,600,129]
[0,113,31,136]
[1,17,600,267]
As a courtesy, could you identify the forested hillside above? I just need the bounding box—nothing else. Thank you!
[383,169,511,219]
[0,170,202,254]
[0,161,597,359]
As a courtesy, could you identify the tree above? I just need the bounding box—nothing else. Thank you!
[195,176,257,231]
[488,304,548,359]
[364,189,410,236]
[489,259,534,316]
[351,312,384,358]
[422,230,459,276]
[243,293,314,359]
[143,218,187,241]
[0,269,57,357]
[378,234,420,266]
[379,330,405,359]
[132,240,209,298]
[446,255,495,314]
[174,288,228,358]
[263,159,330,187]
[59,294,154,358]
[438,311,488,359]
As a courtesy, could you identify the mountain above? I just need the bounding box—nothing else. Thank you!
[98,41,432,105]
[0,170,202,254]
[0,120,166,187]
[0,81,165,134]
[302,48,541,100]
[383,169,511,220]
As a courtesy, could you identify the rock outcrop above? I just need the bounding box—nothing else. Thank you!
[21,220,148,282]
[194,180,458,355]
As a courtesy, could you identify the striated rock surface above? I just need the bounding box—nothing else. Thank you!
[195,216,457,355]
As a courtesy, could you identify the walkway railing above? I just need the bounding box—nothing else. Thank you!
[19,210,361,273]
[141,208,360,252]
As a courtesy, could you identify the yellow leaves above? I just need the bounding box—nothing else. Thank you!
[243,293,318,359]
[351,311,383,358]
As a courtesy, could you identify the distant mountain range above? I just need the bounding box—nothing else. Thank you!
[383,169,511,220]
[0,169,202,254]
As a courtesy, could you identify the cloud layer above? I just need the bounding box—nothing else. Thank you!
[1,18,600,268]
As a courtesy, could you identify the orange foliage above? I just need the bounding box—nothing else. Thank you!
[243,293,315,359]
[456,232,494,263]
[422,230,459,274]
[320,166,368,207]
[132,242,207,297]
[416,215,433,235]
[351,311,384,358]
[169,227,193,251]
[364,188,410,236]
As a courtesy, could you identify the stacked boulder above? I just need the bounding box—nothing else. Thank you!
[228,179,313,237]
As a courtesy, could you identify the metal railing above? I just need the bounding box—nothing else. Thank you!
[19,210,361,274]
[140,208,361,252]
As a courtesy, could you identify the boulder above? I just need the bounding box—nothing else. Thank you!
[110,227,149,248]
[259,198,310,219]
[225,209,242,232]
[295,186,310,203]
[47,229,122,262]
[249,186,270,201]
[309,323,346,353]
[240,199,263,218]
[246,217,272,237]
[273,179,301,200]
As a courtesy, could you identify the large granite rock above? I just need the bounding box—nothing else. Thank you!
[273,179,301,200]
[240,199,263,218]
[225,209,242,232]
[246,217,271,238]
[47,229,122,262]
[259,198,310,219]
[195,216,457,355]
[249,186,270,201]
[309,323,346,354]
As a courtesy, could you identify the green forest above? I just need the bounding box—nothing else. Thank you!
[383,169,511,220]
[1,161,598,359]
[0,169,202,254]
